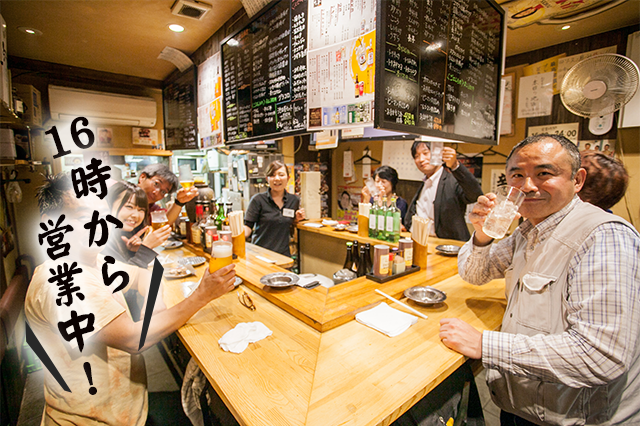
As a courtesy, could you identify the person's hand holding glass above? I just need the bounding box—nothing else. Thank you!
[149,209,171,248]
[176,165,199,204]
[469,185,525,245]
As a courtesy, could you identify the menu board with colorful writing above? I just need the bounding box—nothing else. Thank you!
[306,0,377,130]
[375,0,505,145]
[221,0,308,143]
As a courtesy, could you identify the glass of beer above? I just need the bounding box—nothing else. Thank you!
[209,241,233,273]
[150,209,169,231]
[179,164,194,189]
[482,186,525,240]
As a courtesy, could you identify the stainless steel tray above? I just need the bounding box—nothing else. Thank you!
[403,286,447,305]
[260,272,299,288]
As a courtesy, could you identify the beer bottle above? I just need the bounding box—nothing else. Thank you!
[351,240,360,274]
[343,242,354,271]
[357,244,368,277]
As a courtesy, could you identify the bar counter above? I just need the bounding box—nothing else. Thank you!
[297,220,463,277]
[162,239,506,426]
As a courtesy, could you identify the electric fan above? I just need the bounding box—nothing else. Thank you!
[560,53,639,118]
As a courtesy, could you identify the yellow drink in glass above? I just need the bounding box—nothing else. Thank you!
[209,241,233,273]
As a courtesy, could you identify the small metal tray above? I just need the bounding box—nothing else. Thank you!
[260,272,299,288]
[164,265,194,279]
[163,240,184,250]
[178,256,206,267]
[435,245,461,256]
[404,286,447,306]
[365,265,421,283]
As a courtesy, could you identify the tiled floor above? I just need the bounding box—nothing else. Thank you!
[17,348,501,426]
[16,344,180,426]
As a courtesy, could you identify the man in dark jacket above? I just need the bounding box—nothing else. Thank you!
[404,141,483,241]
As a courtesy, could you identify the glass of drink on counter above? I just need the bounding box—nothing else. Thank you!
[482,185,525,240]
[209,240,233,273]
[150,209,169,231]
[179,164,194,189]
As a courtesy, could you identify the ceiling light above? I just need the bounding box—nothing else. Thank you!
[18,26,42,36]
[169,24,185,32]
[561,25,571,30]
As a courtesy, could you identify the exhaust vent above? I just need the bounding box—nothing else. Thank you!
[171,0,211,20]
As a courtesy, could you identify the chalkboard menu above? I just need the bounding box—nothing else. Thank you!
[221,0,308,143]
[163,68,198,150]
[375,0,505,145]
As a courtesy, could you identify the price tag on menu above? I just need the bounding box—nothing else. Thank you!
[528,123,579,145]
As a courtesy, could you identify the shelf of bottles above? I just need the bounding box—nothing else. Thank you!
[173,199,234,254]
[367,195,402,243]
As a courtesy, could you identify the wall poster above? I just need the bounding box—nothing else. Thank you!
[306,0,377,130]
[197,53,224,148]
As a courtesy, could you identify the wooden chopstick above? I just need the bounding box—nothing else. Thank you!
[374,289,429,320]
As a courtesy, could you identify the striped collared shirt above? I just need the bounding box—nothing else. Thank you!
[458,197,640,388]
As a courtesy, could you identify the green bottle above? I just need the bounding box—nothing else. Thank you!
[214,201,225,230]
[390,196,401,243]
[385,197,397,242]
[368,197,378,238]
[377,196,387,240]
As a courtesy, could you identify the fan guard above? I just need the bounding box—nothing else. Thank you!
[560,53,639,118]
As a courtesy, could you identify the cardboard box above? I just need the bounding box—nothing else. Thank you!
[0,14,9,109]
[14,84,43,127]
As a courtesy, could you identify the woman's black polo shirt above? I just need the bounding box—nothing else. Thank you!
[244,189,300,257]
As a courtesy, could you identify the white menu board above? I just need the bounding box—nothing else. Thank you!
[197,53,224,148]
[307,0,376,130]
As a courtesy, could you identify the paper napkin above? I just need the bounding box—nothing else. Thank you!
[219,322,273,353]
[355,302,418,337]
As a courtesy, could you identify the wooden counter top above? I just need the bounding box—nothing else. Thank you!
[297,220,464,254]
[163,247,507,426]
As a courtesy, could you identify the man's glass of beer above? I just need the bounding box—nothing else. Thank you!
[179,164,194,189]
[209,241,233,273]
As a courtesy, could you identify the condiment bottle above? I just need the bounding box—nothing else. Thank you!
[398,238,413,267]
[373,244,390,278]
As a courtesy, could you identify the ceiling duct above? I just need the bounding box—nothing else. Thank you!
[171,0,212,20]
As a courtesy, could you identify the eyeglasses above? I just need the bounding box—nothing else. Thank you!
[237,290,255,311]
[151,178,170,197]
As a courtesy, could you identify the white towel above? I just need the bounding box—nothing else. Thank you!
[355,302,418,337]
[218,322,273,353]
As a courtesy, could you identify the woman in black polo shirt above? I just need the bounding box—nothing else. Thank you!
[244,160,305,257]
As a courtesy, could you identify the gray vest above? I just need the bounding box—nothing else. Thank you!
[487,201,640,425]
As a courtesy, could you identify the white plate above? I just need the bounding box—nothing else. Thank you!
[303,222,324,228]
[322,219,338,226]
